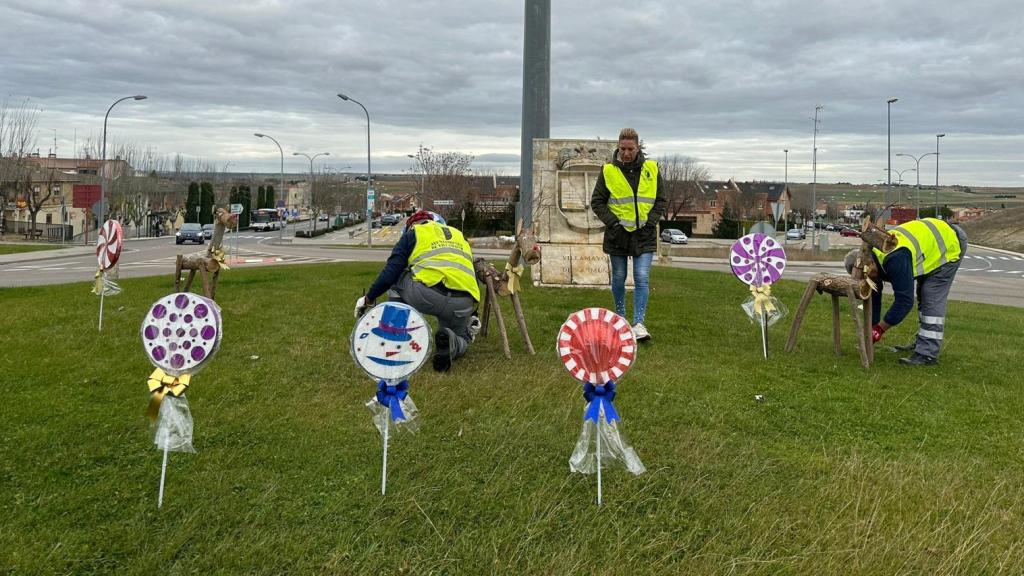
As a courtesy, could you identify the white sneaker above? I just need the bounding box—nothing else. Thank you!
[632,322,651,342]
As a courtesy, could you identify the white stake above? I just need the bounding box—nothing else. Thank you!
[760,301,769,359]
[596,415,603,506]
[381,420,389,496]
[98,272,105,331]
[158,444,169,508]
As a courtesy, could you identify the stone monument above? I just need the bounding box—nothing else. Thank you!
[530,138,632,289]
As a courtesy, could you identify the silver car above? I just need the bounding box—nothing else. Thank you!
[660,229,688,244]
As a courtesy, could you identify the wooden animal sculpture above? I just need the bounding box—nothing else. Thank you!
[474,219,542,358]
[174,208,235,300]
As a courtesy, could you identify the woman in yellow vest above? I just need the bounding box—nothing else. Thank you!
[590,128,667,341]
[354,210,481,372]
[845,217,967,365]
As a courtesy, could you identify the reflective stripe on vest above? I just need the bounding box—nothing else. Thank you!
[603,160,658,231]
[873,218,962,277]
[409,222,481,301]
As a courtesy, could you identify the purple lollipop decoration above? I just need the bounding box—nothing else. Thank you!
[730,233,787,287]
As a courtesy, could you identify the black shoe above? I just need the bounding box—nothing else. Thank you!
[433,329,453,372]
[893,342,915,352]
[899,353,937,366]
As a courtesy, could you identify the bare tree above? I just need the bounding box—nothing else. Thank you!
[408,145,475,210]
[0,98,41,231]
[657,154,710,220]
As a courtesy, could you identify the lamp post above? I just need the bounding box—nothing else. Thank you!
[100,95,147,224]
[886,97,898,208]
[883,167,916,204]
[254,133,285,244]
[896,152,938,217]
[337,93,373,247]
[811,105,823,249]
[783,149,789,236]
[935,134,946,219]
[407,150,426,209]
[293,151,329,230]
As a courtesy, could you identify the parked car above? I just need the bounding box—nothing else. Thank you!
[381,213,402,226]
[660,229,688,244]
[825,224,837,231]
[318,213,329,222]
[839,227,860,237]
[176,223,205,245]
[786,228,806,240]
[201,224,215,239]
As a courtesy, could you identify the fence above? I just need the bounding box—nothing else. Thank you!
[2,220,75,242]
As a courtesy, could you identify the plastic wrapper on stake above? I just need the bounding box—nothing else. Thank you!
[152,395,195,453]
[365,384,421,437]
[569,407,646,476]
[741,295,789,326]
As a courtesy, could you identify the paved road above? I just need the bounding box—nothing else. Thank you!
[2,229,1021,308]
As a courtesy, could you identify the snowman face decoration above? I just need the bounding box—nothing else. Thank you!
[351,302,431,382]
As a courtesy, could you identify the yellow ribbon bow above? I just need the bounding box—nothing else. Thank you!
[210,248,231,270]
[749,284,776,315]
[504,262,524,294]
[91,268,103,295]
[147,368,191,422]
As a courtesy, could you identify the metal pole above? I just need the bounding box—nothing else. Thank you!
[338,94,373,247]
[783,149,788,236]
[519,0,551,228]
[254,133,285,243]
[811,105,822,249]
[935,134,945,219]
[886,98,898,210]
[100,95,147,224]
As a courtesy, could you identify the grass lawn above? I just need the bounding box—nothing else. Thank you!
[2,263,1023,574]
[0,243,62,255]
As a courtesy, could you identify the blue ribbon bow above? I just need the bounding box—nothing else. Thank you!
[583,382,620,424]
[376,380,409,422]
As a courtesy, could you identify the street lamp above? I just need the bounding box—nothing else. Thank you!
[337,93,373,247]
[883,167,916,188]
[783,149,789,237]
[896,152,938,217]
[407,151,427,209]
[811,105,823,249]
[936,134,946,219]
[254,132,285,244]
[886,97,898,207]
[100,94,147,224]
[293,151,329,230]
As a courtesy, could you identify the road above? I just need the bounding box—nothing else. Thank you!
[2,227,1021,308]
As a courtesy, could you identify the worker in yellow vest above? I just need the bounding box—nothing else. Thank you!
[845,217,968,365]
[590,127,667,341]
[355,210,481,372]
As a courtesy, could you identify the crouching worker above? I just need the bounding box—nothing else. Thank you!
[845,217,967,366]
[355,210,481,372]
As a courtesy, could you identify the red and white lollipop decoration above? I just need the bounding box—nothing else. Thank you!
[559,308,646,505]
[96,219,124,270]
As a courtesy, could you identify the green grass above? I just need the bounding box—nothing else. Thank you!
[2,263,1023,574]
[0,243,62,255]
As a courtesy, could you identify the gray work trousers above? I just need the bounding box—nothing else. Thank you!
[388,272,474,360]
[914,224,968,359]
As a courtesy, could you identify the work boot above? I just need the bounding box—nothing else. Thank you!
[433,328,455,372]
[899,352,937,366]
[632,323,651,342]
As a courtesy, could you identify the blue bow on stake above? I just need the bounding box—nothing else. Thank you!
[376,380,409,422]
[583,382,621,424]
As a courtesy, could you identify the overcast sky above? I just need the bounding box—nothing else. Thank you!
[3,0,1022,185]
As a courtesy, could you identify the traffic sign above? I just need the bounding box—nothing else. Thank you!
[230,203,243,215]
[770,201,784,223]
[749,221,775,235]
[368,187,376,201]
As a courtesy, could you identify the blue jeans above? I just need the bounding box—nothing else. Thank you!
[609,252,653,325]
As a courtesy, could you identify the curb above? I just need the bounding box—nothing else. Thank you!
[973,244,1024,258]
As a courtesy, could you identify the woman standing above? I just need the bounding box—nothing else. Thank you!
[590,128,667,341]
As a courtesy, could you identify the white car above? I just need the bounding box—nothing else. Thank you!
[660,229,688,244]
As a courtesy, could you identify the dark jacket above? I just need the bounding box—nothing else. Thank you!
[590,150,667,256]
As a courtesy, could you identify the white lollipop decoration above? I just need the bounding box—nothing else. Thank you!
[351,302,432,495]
[94,219,124,330]
[729,233,788,358]
[141,292,223,508]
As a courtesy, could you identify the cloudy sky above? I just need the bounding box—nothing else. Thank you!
[3,0,1022,185]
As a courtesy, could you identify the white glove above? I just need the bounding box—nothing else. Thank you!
[354,296,369,319]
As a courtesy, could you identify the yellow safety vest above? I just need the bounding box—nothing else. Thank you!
[603,160,659,231]
[874,218,962,277]
[409,222,481,301]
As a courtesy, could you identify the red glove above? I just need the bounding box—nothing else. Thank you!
[871,324,886,343]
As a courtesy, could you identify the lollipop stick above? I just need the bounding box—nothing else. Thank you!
[158,444,169,508]
[760,301,769,359]
[596,415,603,506]
[98,272,106,331]
[381,420,389,496]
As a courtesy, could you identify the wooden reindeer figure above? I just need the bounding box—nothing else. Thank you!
[474,219,542,358]
[174,207,236,300]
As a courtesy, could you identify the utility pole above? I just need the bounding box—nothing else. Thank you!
[811,105,823,250]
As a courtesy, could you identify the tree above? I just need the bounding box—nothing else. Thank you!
[0,97,40,232]
[658,154,710,220]
[230,185,252,229]
[712,202,742,239]
[265,185,276,210]
[919,205,954,220]
[185,182,200,223]
[199,182,214,225]
[407,145,475,211]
